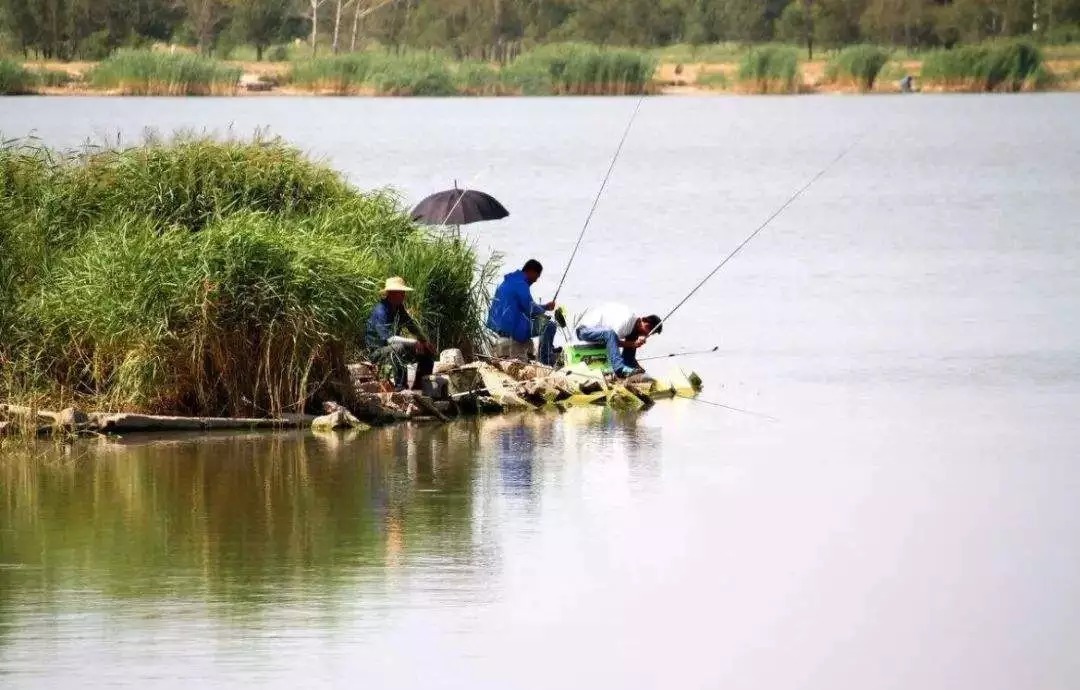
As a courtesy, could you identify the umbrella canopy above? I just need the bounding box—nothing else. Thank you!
[410,188,509,226]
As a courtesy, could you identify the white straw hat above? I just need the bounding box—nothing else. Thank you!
[381,276,414,294]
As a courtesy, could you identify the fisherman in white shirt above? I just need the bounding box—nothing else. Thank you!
[574,302,662,378]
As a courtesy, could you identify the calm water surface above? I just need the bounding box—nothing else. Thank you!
[1,95,1079,689]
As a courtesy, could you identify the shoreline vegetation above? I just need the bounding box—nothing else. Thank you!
[0,136,489,419]
[3,40,1080,97]
[0,135,700,438]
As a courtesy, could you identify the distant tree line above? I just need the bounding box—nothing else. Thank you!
[3,0,1080,61]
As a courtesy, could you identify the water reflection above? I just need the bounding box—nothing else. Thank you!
[0,426,487,618]
[0,408,669,683]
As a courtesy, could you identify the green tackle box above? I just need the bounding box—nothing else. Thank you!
[563,343,610,372]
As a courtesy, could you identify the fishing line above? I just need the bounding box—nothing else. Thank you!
[639,345,719,362]
[653,135,864,333]
[552,94,646,302]
[675,394,778,421]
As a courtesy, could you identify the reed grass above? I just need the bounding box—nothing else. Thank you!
[921,40,1044,92]
[0,136,492,417]
[288,50,455,95]
[89,50,241,95]
[504,43,656,95]
[455,60,512,96]
[0,59,36,94]
[32,68,76,88]
[825,45,890,91]
[737,44,800,94]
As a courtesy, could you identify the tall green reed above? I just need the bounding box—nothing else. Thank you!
[921,40,1044,92]
[0,136,493,417]
[737,44,800,94]
[89,50,241,96]
[825,45,890,91]
[0,59,36,94]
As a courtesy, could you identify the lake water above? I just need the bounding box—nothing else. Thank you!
[2,94,1080,689]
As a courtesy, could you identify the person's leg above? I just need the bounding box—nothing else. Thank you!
[621,346,640,370]
[411,348,435,390]
[538,320,557,366]
[577,326,626,371]
[372,346,408,389]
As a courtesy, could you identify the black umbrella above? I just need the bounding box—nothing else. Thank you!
[410,186,509,227]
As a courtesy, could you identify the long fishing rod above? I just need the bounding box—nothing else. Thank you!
[552,95,646,302]
[438,168,489,227]
[639,345,719,362]
[653,136,863,333]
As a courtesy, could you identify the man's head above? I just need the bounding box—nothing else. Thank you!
[522,259,544,285]
[382,276,414,307]
[636,314,663,337]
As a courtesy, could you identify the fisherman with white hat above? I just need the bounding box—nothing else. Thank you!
[365,276,436,390]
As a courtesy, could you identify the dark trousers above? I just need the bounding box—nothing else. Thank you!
[373,345,435,391]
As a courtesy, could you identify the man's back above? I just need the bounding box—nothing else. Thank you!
[575,303,636,339]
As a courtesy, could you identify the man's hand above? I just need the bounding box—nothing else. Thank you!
[543,301,556,311]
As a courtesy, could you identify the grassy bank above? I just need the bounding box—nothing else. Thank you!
[0,136,490,417]
[89,50,241,95]
[6,41,1080,96]
[286,44,654,96]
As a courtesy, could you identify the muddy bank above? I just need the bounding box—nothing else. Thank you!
[0,354,702,437]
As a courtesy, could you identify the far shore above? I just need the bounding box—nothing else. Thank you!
[17,57,1080,96]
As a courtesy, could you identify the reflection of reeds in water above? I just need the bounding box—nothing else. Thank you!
[0,428,486,617]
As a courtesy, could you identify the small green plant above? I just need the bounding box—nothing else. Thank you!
[89,49,241,96]
[737,44,800,94]
[825,45,890,91]
[696,70,730,90]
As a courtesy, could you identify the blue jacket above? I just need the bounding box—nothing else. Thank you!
[487,270,545,342]
[365,299,420,350]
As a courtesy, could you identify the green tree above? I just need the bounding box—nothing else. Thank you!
[185,0,231,54]
[230,0,290,60]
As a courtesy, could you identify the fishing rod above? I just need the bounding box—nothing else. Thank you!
[639,345,719,362]
[435,167,491,228]
[552,95,646,302]
[652,135,863,334]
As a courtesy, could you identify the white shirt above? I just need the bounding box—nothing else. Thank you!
[575,303,637,339]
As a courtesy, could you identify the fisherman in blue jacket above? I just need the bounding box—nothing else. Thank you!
[487,259,557,365]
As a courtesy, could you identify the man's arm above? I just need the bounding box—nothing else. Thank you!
[519,283,547,317]
[401,309,435,353]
